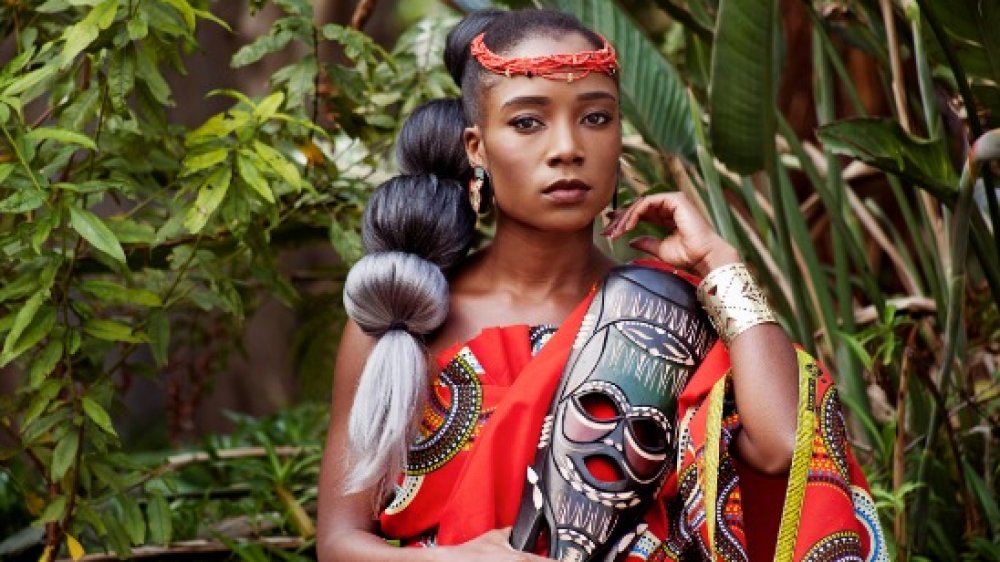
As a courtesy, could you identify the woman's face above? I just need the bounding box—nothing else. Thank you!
[465,32,622,233]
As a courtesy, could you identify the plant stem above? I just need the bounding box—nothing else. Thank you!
[914,0,1000,291]
[893,323,919,560]
[2,125,45,192]
[880,0,950,282]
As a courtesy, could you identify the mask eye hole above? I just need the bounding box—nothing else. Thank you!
[584,454,624,484]
[563,392,620,443]
[576,391,620,422]
[627,417,667,453]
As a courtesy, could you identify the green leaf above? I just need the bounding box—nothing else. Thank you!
[549,0,696,160]
[120,494,146,545]
[148,309,169,367]
[237,150,274,203]
[126,15,148,40]
[25,127,97,150]
[184,166,232,233]
[817,118,960,204]
[146,492,172,545]
[106,217,157,244]
[135,42,172,106]
[0,272,39,304]
[51,432,79,481]
[58,0,117,67]
[69,206,127,264]
[926,0,1000,83]
[108,45,136,112]
[0,163,14,183]
[1,306,57,366]
[0,189,47,214]
[21,379,63,430]
[40,495,67,523]
[707,0,776,174]
[181,147,229,176]
[329,219,363,264]
[193,8,232,32]
[1,291,47,367]
[161,0,196,31]
[82,396,117,437]
[79,279,162,307]
[364,113,395,129]
[186,111,249,145]
[28,340,63,389]
[83,318,147,343]
[253,91,284,122]
[232,30,295,68]
[89,461,121,493]
[90,0,117,29]
[3,64,56,97]
[253,140,302,191]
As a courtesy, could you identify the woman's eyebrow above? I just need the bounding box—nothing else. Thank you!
[501,95,550,109]
[577,91,617,103]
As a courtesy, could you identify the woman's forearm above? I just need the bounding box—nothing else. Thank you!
[696,245,800,474]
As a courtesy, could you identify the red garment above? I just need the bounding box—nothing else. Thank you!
[380,261,887,561]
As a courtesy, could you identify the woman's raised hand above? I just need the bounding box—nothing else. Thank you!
[441,528,554,562]
[601,192,738,277]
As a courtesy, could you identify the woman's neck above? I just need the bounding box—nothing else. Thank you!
[472,216,615,301]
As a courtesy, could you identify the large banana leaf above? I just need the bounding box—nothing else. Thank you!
[708,0,776,174]
[921,0,1000,125]
[817,118,959,204]
[548,0,696,161]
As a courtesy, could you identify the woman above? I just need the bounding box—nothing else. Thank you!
[317,8,884,562]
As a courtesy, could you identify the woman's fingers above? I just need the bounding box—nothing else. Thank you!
[606,192,734,274]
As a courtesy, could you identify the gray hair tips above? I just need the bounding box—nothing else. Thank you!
[342,251,449,500]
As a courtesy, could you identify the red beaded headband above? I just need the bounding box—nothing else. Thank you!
[469,32,619,82]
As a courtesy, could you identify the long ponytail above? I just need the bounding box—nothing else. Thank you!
[342,104,477,502]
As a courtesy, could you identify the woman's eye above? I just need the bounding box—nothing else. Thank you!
[583,112,612,126]
[510,116,542,130]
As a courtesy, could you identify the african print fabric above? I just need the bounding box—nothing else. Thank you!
[378,260,887,561]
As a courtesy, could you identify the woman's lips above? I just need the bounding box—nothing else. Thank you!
[543,180,592,204]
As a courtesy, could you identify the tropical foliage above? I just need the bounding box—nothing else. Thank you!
[0,0,453,558]
[0,0,996,560]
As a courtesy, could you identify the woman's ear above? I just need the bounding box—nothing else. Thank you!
[464,125,484,168]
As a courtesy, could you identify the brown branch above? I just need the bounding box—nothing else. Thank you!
[349,0,377,30]
[913,359,983,536]
[0,418,47,478]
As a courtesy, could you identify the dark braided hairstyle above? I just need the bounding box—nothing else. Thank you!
[342,8,609,504]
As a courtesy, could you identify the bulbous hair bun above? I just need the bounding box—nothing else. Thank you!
[343,251,449,338]
[362,173,475,271]
[396,98,473,185]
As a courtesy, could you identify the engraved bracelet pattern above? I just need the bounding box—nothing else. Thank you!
[696,263,777,345]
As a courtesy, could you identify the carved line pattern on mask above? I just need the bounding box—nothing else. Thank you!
[601,337,691,400]
[555,488,618,545]
[555,528,596,558]
[602,288,716,359]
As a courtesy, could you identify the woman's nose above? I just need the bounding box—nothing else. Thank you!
[546,123,585,167]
